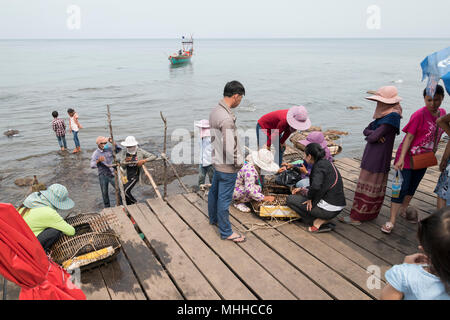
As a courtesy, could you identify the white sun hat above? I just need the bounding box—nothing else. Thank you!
[250,148,280,174]
[121,136,139,147]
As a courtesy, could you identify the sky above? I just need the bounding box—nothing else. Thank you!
[1,0,450,39]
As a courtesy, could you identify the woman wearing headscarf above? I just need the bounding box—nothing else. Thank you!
[17,184,75,252]
[339,86,402,225]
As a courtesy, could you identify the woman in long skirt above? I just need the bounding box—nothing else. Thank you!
[339,86,402,224]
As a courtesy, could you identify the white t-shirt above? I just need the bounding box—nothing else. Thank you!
[69,113,79,131]
[317,199,345,212]
[199,136,212,167]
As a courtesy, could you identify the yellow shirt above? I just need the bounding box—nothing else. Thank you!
[19,206,75,237]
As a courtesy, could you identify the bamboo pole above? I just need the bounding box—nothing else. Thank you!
[160,111,168,199]
[141,165,163,201]
[160,153,190,194]
[106,105,128,211]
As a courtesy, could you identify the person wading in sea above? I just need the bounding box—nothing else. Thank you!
[90,136,122,208]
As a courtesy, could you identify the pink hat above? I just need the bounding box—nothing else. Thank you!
[366,86,402,104]
[286,106,312,131]
[96,136,108,145]
[299,131,327,149]
[195,119,211,138]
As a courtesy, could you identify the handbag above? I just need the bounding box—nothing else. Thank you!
[410,110,439,170]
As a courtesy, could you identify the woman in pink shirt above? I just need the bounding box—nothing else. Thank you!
[382,85,446,234]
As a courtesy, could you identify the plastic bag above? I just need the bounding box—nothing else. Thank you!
[275,169,302,187]
[391,170,403,198]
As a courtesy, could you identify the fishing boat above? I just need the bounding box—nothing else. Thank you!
[168,36,194,65]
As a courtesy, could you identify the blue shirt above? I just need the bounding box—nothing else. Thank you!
[385,263,450,300]
[90,144,122,177]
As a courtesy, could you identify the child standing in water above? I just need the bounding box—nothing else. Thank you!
[67,108,83,153]
[381,207,450,300]
[51,111,67,151]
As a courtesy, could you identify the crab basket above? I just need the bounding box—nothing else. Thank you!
[262,181,291,195]
[251,194,300,219]
[49,212,122,272]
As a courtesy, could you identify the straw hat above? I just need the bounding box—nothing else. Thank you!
[24,184,74,210]
[121,136,139,147]
[96,136,108,145]
[250,148,280,174]
[366,86,402,104]
[286,106,312,131]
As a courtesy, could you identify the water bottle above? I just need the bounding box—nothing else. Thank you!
[391,171,401,198]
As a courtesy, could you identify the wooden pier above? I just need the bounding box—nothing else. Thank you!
[2,153,439,300]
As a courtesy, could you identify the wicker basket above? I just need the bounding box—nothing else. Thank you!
[263,181,291,195]
[50,212,121,271]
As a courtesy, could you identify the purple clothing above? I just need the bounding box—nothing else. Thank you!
[360,123,397,173]
[232,162,265,203]
[90,145,122,177]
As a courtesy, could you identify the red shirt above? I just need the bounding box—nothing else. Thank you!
[257,109,293,146]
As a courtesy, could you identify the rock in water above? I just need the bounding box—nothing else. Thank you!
[347,106,363,110]
[15,177,34,187]
[4,129,19,137]
[305,126,322,132]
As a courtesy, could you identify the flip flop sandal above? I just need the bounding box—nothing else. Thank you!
[381,222,394,234]
[224,234,246,243]
[233,203,251,213]
[338,216,362,226]
[322,222,336,229]
[308,225,332,233]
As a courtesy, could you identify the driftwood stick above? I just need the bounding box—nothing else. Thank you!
[160,153,190,194]
[141,165,163,201]
[107,105,128,211]
[160,111,168,199]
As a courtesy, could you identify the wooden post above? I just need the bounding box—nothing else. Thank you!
[106,105,128,211]
[160,153,190,194]
[160,111,168,200]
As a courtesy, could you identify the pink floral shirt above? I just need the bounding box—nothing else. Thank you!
[232,162,265,203]
[395,106,446,169]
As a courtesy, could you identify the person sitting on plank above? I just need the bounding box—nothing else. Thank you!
[17,184,75,253]
[286,143,346,233]
[232,148,279,212]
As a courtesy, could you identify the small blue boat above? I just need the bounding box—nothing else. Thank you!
[169,36,194,65]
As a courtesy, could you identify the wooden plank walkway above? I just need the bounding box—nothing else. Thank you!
[2,154,435,300]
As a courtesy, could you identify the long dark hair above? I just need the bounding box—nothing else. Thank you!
[418,207,450,293]
[305,143,326,162]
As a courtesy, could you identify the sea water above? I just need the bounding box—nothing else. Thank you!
[1,38,449,209]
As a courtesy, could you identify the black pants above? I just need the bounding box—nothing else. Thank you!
[286,195,342,226]
[124,176,138,205]
[37,228,62,252]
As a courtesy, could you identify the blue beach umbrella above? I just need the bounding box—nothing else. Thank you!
[421,46,450,97]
